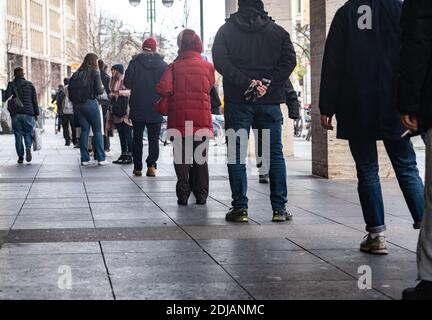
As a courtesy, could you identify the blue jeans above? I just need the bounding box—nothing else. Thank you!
[349,138,424,233]
[225,103,288,211]
[12,114,35,158]
[77,100,105,162]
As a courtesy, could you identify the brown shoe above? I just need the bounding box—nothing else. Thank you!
[133,170,142,177]
[146,166,157,177]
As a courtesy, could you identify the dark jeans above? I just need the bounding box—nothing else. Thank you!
[77,100,105,162]
[225,103,288,211]
[116,122,133,156]
[132,121,162,171]
[349,138,424,233]
[12,114,35,158]
[173,138,210,202]
[61,114,77,145]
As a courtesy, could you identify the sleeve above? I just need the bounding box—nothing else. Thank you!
[397,0,432,116]
[94,71,104,96]
[2,82,13,102]
[31,85,39,117]
[319,8,346,117]
[267,30,297,94]
[123,60,135,90]
[156,65,174,97]
[212,27,252,90]
[119,81,131,97]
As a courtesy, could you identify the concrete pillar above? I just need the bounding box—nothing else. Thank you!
[310,0,393,179]
[0,0,7,89]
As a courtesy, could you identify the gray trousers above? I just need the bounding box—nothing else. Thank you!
[418,129,432,281]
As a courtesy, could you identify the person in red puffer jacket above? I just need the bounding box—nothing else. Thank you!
[156,29,215,206]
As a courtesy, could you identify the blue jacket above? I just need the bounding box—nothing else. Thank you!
[319,0,405,140]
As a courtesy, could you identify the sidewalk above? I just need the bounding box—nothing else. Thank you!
[0,122,424,300]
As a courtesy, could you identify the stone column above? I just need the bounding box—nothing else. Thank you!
[310,0,393,179]
[0,0,7,89]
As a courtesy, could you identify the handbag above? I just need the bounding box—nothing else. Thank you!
[7,82,24,116]
[111,96,128,118]
[33,128,42,151]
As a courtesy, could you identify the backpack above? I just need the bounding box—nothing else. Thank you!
[62,86,74,115]
[7,82,24,116]
[68,71,90,104]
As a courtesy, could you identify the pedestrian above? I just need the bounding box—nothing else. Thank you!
[52,84,64,134]
[319,0,424,255]
[109,64,133,165]
[2,67,39,164]
[157,29,215,205]
[68,53,108,166]
[124,37,168,177]
[212,0,297,222]
[398,0,432,300]
[98,59,111,153]
[60,78,77,146]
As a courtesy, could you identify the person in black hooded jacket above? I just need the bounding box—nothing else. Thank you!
[124,37,168,178]
[212,0,297,223]
[398,0,432,301]
[2,67,39,164]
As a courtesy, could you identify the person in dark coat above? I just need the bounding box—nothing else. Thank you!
[212,0,297,223]
[60,78,77,147]
[52,84,65,133]
[398,0,432,300]
[124,37,168,177]
[98,60,111,152]
[2,67,39,164]
[319,0,424,255]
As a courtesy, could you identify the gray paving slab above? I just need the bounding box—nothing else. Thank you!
[101,240,203,253]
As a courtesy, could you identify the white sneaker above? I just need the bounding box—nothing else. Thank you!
[81,161,95,167]
[98,161,109,166]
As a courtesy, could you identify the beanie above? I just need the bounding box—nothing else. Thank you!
[111,64,125,75]
[142,37,158,52]
[178,29,203,54]
[238,0,265,11]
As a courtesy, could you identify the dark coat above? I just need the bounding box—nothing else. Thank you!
[212,7,297,105]
[124,52,168,123]
[319,0,405,140]
[397,0,432,131]
[52,89,65,115]
[285,80,300,120]
[156,51,215,137]
[3,76,39,117]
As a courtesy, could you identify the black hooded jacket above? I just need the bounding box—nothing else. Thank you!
[397,0,432,131]
[124,52,168,123]
[212,7,297,105]
[3,76,39,117]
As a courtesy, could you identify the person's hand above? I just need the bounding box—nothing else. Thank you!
[401,115,418,132]
[251,80,268,98]
[321,115,334,130]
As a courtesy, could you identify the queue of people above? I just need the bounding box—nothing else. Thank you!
[2,0,432,299]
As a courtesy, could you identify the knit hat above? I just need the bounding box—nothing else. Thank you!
[238,0,265,11]
[142,37,158,52]
[178,29,203,54]
[111,64,125,75]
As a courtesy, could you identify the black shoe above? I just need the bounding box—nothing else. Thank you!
[123,156,133,165]
[226,208,249,223]
[65,141,71,146]
[17,157,24,164]
[414,221,422,230]
[259,174,270,184]
[74,144,80,149]
[403,281,432,300]
[272,207,293,222]
[196,199,207,205]
[178,199,188,206]
[113,156,125,165]
[25,148,32,163]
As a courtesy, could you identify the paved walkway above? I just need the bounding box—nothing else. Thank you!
[0,121,425,300]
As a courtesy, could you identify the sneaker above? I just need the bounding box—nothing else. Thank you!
[403,281,432,300]
[414,221,422,230]
[259,174,270,184]
[25,148,32,163]
[147,166,157,177]
[226,208,249,223]
[178,199,188,206]
[360,234,389,255]
[65,141,71,146]
[133,170,143,177]
[81,161,94,167]
[98,161,109,166]
[272,207,293,222]
[123,156,133,165]
[196,199,207,205]
[17,157,24,164]
[74,144,80,149]
[113,156,125,165]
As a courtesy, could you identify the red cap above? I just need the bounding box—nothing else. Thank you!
[142,37,158,52]
[178,29,203,54]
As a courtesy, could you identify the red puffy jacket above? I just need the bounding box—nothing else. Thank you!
[156,51,215,137]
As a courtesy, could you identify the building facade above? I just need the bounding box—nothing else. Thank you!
[0,0,96,105]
